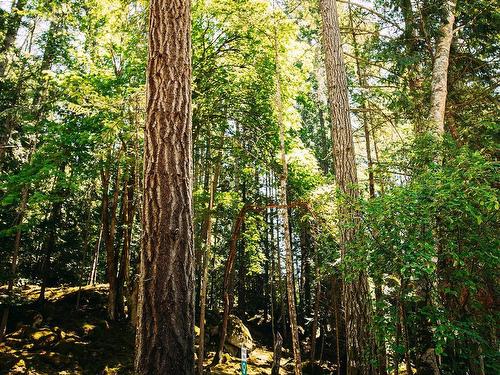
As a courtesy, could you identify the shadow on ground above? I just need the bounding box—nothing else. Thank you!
[0,285,134,374]
[0,285,338,374]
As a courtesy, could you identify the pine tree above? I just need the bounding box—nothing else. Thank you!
[134,0,195,373]
[319,0,373,373]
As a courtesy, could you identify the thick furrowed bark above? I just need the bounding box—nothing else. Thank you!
[319,0,374,373]
[134,0,194,373]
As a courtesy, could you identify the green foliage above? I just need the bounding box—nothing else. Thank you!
[359,137,499,373]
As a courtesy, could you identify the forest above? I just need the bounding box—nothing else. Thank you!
[0,0,498,374]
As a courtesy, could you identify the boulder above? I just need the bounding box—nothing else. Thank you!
[31,329,58,348]
[5,337,24,349]
[10,324,30,339]
[10,359,27,374]
[224,315,254,356]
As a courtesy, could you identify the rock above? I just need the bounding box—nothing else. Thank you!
[284,361,296,372]
[22,343,35,350]
[10,359,27,374]
[5,337,24,348]
[221,352,232,363]
[81,323,96,336]
[224,315,254,356]
[10,324,30,339]
[31,329,58,348]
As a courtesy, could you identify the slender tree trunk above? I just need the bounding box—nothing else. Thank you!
[116,170,135,320]
[276,216,288,346]
[395,294,401,375]
[271,332,283,375]
[429,0,457,135]
[76,196,93,310]
[400,302,413,375]
[310,277,321,362]
[332,274,346,375]
[0,19,56,162]
[105,161,121,321]
[32,21,58,110]
[414,4,457,374]
[270,212,276,344]
[88,223,103,285]
[374,285,387,375]
[275,26,302,375]
[38,195,64,303]
[319,0,373,374]
[299,223,311,319]
[264,173,271,321]
[89,177,108,287]
[213,205,247,365]
[0,0,28,77]
[0,187,28,340]
[237,177,247,315]
[134,0,194,371]
[197,151,222,375]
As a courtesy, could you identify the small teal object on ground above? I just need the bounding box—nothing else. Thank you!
[241,347,248,375]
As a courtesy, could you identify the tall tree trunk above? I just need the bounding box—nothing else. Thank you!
[0,187,28,340]
[299,223,311,320]
[264,173,271,322]
[429,0,457,135]
[38,194,64,303]
[197,150,222,375]
[134,0,194,372]
[319,1,373,374]
[310,277,321,362]
[88,224,103,285]
[76,195,93,310]
[275,26,302,375]
[374,285,387,375]
[213,205,247,365]
[237,177,247,315]
[105,161,121,321]
[90,164,111,287]
[331,275,346,375]
[418,4,457,374]
[116,170,136,320]
[271,332,283,375]
[348,5,387,373]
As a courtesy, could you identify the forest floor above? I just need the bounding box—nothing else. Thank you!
[0,285,332,374]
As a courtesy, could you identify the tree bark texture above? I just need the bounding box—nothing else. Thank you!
[134,0,194,373]
[319,1,373,374]
[429,0,457,135]
[275,27,302,375]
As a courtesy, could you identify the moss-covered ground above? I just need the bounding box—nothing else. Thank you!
[1,285,332,374]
